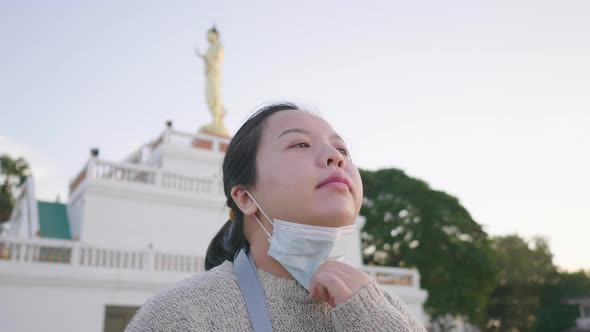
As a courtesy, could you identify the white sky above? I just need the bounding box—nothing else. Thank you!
[1,1,588,271]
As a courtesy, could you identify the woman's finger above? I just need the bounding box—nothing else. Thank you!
[311,261,375,306]
[322,260,372,286]
[318,284,330,302]
[323,260,371,280]
[310,286,318,298]
[313,269,351,303]
[320,264,353,282]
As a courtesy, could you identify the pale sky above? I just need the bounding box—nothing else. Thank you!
[1,1,589,271]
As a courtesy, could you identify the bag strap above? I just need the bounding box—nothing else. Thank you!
[234,248,273,332]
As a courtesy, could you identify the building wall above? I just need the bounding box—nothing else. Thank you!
[0,263,167,332]
[160,144,224,179]
[67,192,85,240]
[80,181,227,255]
[0,258,429,332]
[5,178,39,238]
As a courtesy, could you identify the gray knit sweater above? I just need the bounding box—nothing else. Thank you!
[126,261,426,331]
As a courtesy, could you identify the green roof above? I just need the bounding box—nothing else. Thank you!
[37,201,71,240]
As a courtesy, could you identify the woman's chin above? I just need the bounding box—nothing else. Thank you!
[312,206,357,227]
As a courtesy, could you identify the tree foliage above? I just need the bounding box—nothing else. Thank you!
[359,168,498,323]
[534,270,590,332]
[485,235,557,331]
[0,154,31,222]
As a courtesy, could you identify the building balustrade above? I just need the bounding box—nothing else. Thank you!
[69,128,229,195]
[0,237,420,289]
[69,159,221,196]
[0,237,204,274]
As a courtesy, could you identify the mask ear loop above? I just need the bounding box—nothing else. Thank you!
[253,215,272,239]
[245,191,274,239]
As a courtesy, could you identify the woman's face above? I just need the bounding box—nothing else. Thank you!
[250,110,363,227]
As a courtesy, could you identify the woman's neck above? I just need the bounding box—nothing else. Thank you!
[247,230,294,280]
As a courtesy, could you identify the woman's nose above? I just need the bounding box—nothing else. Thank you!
[325,147,345,168]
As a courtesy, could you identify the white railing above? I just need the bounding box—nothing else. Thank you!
[92,160,157,185]
[0,237,205,274]
[69,127,231,194]
[361,265,420,288]
[154,252,205,273]
[0,237,420,289]
[161,172,214,193]
[69,159,221,195]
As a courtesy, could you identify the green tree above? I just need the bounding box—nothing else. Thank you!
[485,235,557,332]
[533,270,590,332]
[0,154,31,222]
[360,168,498,324]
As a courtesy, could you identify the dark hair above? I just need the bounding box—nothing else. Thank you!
[205,102,300,270]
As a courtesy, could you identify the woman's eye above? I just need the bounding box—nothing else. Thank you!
[338,147,349,156]
[292,142,310,148]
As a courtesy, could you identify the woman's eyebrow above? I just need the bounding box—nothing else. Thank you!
[277,129,345,143]
[277,128,310,138]
[331,133,344,142]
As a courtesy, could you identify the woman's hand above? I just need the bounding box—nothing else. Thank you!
[309,260,373,308]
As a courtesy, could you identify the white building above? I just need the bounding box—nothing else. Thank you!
[0,123,429,332]
[565,295,590,331]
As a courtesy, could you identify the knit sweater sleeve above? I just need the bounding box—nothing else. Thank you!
[331,282,427,332]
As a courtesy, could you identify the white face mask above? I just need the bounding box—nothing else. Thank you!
[245,191,356,290]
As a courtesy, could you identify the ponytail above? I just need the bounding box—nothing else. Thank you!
[204,205,248,270]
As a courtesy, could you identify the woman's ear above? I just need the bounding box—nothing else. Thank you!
[230,186,258,216]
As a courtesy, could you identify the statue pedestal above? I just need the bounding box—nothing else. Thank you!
[192,129,230,153]
[198,122,230,139]
[191,137,229,153]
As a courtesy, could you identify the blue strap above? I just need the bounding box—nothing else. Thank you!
[234,248,273,332]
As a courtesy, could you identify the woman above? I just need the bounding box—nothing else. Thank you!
[126,103,426,331]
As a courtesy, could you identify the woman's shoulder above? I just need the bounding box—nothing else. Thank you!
[156,260,237,301]
[126,261,238,331]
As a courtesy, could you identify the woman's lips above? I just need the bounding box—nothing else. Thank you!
[317,174,351,191]
[319,182,350,191]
